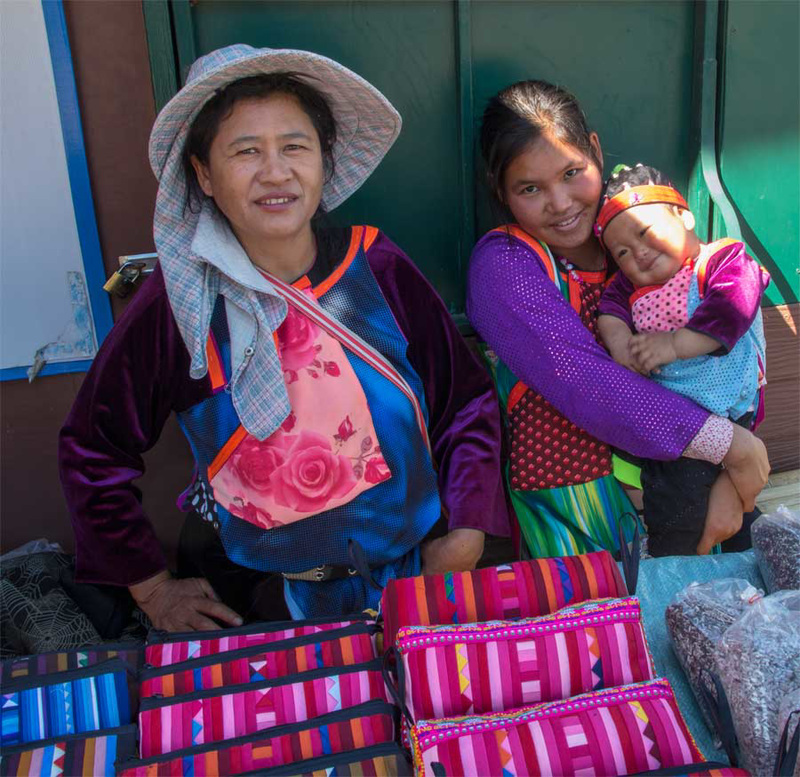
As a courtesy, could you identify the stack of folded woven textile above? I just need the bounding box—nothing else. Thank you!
[116,613,410,776]
[0,645,142,776]
[380,551,752,776]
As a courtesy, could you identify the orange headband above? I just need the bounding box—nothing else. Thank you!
[594,185,688,243]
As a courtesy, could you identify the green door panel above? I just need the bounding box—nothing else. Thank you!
[718,0,799,306]
[174,0,466,313]
[148,0,795,314]
[470,0,696,236]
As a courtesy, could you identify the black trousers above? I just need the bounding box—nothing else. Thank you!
[177,511,291,622]
[640,414,759,557]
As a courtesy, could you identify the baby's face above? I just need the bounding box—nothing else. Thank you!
[603,203,699,286]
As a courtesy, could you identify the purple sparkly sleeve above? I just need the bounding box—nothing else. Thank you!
[466,232,710,461]
[598,272,635,329]
[686,241,770,353]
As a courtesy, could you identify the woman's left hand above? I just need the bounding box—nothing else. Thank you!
[421,528,485,575]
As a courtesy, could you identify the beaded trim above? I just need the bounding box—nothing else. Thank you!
[395,596,640,651]
[413,679,674,747]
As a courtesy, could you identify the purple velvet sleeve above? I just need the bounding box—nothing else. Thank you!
[686,241,770,353]
[598,272,635,329]
[366,232,510,537]
[466,232,711,461]
[59,268,208,586]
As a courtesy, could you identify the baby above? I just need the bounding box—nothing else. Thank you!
[596,164,769,556]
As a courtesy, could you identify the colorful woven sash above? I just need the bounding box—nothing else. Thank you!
[261,267,432,457]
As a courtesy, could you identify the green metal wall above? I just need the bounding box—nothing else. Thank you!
[145,0,799,315]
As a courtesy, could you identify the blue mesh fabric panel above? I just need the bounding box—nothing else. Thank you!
[173,245,440,617]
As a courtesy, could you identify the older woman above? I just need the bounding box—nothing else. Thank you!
[467,79,769,558]
[60,45,506,631]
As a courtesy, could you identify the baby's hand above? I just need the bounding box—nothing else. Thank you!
[609,339,647,375]
[630,332,678,374]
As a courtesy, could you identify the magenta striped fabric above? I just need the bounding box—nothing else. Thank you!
[381,552,627,648]
[145,621,361,668]
[119,703,394,776]
[141,627,377,699]
[138,662,388,758]
[411,679,703,776]
[397,597,655,722]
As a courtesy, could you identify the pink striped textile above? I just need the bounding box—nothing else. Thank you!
[137,660,388,758]
[396,597,655,722]
[381,551,628,648]
[119,701,395,776]
[411,679,704,776]
[141,624,377,699]
[144,620,362,668]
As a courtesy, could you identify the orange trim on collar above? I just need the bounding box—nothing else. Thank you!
[595,185,688,241]
[629,284,665,307]
[506,380,528,414]
[491,225,556,284]
[313,225,364,297]
[205,335,226,391]
[208,424,247,481]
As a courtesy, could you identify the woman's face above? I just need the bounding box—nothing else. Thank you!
[502,131,604,258]
[191,94,324,253]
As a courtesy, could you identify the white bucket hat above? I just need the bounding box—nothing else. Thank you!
[149,44,402,442]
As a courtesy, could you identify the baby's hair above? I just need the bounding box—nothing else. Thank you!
[603,163,675,201]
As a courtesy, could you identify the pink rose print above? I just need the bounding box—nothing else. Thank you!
[229,497,279,530]
[334,416,356,444]
[281,412,297,433]
[324,361,341,377]
[364,456,391,484]
[277,307,320,372]
[230,434,292,495]
[270,430,357,512]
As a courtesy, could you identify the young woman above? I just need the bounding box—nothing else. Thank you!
[467,80,769,558]
[60,45,507,631]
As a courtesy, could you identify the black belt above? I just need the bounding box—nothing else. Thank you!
[281,539,382,590]
[282,565,359,582]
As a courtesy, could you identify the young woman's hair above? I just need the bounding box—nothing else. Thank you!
[182,72,337,215]
[602,163,673,200]
[480,80,598,206]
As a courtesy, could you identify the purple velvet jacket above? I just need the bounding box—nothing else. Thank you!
[466,230,716,461]
[60,230,508,586]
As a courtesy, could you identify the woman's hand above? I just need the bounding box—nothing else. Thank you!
[130,571,243,632]
[421,528,484,576]
[722,423,770,512]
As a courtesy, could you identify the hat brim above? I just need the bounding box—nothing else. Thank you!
[149,47,401,211]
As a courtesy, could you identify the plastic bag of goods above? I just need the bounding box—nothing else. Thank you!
[665,578,763,735]
[751,505,800,592]
[776,686,800,777]
[715,590,800,775]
